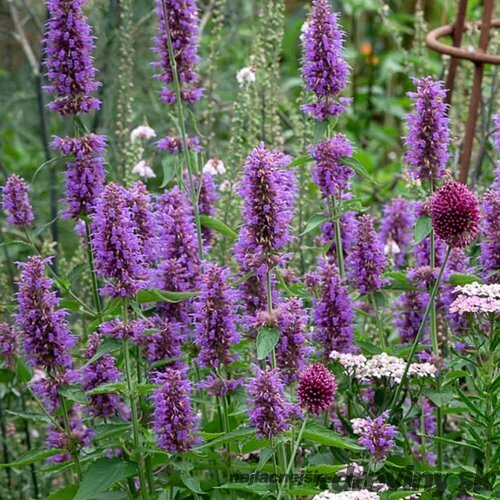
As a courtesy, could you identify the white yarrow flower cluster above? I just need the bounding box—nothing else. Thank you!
[313,490,379,500]
[132,160,156,179]
[130,125,156,143]
[453,283,500,298]
[450,283,500,315]
[236,66,256,86]
[203,158,226,176]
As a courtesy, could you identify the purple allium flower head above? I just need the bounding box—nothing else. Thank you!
[301,0,350,120]
[16,256,75,370]
[404,77,450,180]
[395,290,429,343]
[430,181,481,248]
[351,411,396,463]
[480,188,500,283]
[313,261,354,354]
[198,374,243,397]
[246,366,300,439]
[318,211,357,258]
[0,323,19,368]
[156,135,203,154]
[2,174,34,227]
[194,263,240,368]
[309,134,354,198]
[346,215,386,294]
[128,181,157,262]
[91,183,146,297]
[78,332,126,418]
[43,0,100,115]
[274,298,311,383]
[151,367,199,453]
[297,363,336,414]
[235,143,296,272]
[152,0,203,104]
[379,198,415,268]
[52,134,106,219]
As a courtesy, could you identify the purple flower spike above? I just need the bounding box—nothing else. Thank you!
[395,290,429,343]
[318,211,357,259]
[346,215,386,294]
[309,134,354,198]
[235,143,296,273]
[52,134,106,219]
[2,174,34,227]
[301,0,350,120]
[313,261,354,355]
[151,367,199,453]
[430,181,481,248]
[43,0,101,115]
[0,323,19,368]
[91,183,146,297]
[297,363,336,414]
[194,263,240,368]
[480,188,500,282]
[246,366,300,439]
[152,0,203,104]
[404,77,450,180]
[16,256,75,370]
[198,374,243,397]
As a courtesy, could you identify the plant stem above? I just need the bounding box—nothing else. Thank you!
[122,299,149,499]
[390,247,451,413]
[276,415,308,500]
[330,196,345,278]
[84,220,102,320]
[265,270,278,369]
[20,391,39,498]
[370,293,386,349]
[59,393,82,481]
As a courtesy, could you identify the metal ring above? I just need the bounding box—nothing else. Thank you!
[426,19,500,65]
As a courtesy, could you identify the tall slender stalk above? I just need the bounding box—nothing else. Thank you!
[370,293,387,349]
[84,220,102,320]
[58,393,82,481]
[20,391,39,498]
[330,196,345,278]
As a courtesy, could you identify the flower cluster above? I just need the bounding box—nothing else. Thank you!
[351,411,396,462]
[449,283,500,315]
[313,491,380,500]
[480,188,500,282]
[156,135,202,154]
[2,174,34,227]
[297,363,336,414]
[0,322,19,368]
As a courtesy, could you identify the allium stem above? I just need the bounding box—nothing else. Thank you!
[160,0,203,263]
[390,247,451,413]
[276,415,308,500]
[331,196,345,278]
[84,220,102,320]
[122,300,149,499]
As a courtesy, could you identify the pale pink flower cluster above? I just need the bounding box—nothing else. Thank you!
[330,351,437,383]
[236,66,256,86]
[203,158,226,176]
[313,490,379,500]
[450,283,500,315]
[130,125,156,143]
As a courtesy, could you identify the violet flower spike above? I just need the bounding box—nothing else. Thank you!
[2,174,34,227]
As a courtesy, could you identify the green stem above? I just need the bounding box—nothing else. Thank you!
[276,415,308,500]
[265,271,278,370]
[59,393,82,481]
[370,293,387,349]
[390,247,451,413]
[330,196,345,278]
[484,315,495,475]
[84,220,102,319]
[122,300,149,499]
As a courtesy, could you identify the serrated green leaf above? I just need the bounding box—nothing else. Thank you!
[423,389,454,407]
[196,427,254,450]
[83,337,122,368]
[301,213,330,236]
[86,382,127,396]
[199,214,238,239]
[181,475,204,494]
[302,423,364,450]
[1,448,63,467]
[256,327,280,360]
[135,288,199,304]
[414,215,432,244]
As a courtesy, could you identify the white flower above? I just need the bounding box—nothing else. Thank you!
[453,283,500,299]
[132,160,156,179]
[408,362,438,378]
[313,490,379,500]
[330,351,367,375]
[219,180,232,192]
[236,66,256,86]
[384,240,401,256]
[203,158,226,176]
[130,125,156,143]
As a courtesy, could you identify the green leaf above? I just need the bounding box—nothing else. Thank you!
[199,214,238,239]
[423,389,454,407]
[302,422,364,450]
[196,427,254,450]
[46,485,79,500]
[448,273,484,286]
[83,337,122,368]
[31,157,60,184]
[181,475,204,494]
[1,448,63,467]
[287,486,322,496]
[74,459,136,500]
[60,387,88,404]
[301,214,330,236]
[16,359,32,383]
[303,464,347,474]
[256,447,274,471]
[160,157,178,188]
[285,155,313,169]
[414,215,432,244]
[5,410,51,425]
[382,271,414,291]
[135,288,199,304]
[341,156,378,184]
[216,483,270,496]
[256,327,280,360]
[354,339,382,355]
[86,382,127,396]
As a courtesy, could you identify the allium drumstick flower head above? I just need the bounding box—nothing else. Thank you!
[430,181,481,248]
[194,263,240,368]
[346,215,386,294]
[152,0,203,104]
[52,134,106,219]
[1,174,34,227]
[16,256,75,369]
[404,77,450,180]
[380,198,414,268]
[91,183,146,297]
[151,367,198,453]
[309,134,354,198]
[313,261,354,354]
[480,188,500,282]
[43,0,100,115]
[234,143,296,272]
[301,0,350,120]
[247,366,300,439]
[0,322,19,368]
[297,363,336,414]
[351,411,396,463]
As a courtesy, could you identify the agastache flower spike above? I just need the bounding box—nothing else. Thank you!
[152,0,203,104]
[0,323,19,368]
[301,0,350,120]
[52,134,106,219]
[91,183,146,297]
[194,264,240,368]
[404,77,450,180]
[16,256,75,369]
[151,367,199,452]
[480,188,500,282]
[2,174,34,227]
[43,0,101,115]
